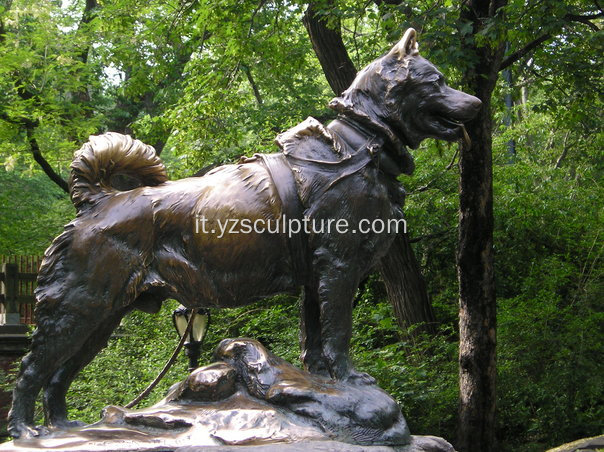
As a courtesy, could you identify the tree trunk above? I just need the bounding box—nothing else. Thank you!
[379,233,437,335]
[457,97,497,452]
[302,2,357,96]
[302,2,436,334]
[457,0,504,448]
[73,0,98,107]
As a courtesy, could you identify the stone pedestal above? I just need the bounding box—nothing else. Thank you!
[0,338,455,451]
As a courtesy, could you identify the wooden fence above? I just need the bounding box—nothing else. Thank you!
[0,256,42,325]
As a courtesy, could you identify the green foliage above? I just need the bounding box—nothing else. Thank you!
[0,1,103,172]
[498,268,603,450]
[199,295,301,366]
[67,296,301,424]
[351,295,459,437]
[165,0,332,169]
[492,159,603,449]
[67,300,186,422]
[0,167,72,255]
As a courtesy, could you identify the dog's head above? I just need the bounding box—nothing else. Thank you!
[329,29,482,174]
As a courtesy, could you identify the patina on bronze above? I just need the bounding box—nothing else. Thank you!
[8,28,481,439]
[1,340,456,451]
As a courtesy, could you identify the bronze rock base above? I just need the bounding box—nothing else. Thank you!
[1,339,455,451]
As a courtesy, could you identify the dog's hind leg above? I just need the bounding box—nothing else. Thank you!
[8,305,115,439]
[42,308,129,429]
[300,284,330,376]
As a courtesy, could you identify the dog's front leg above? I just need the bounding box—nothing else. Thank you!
[313,253,375,385]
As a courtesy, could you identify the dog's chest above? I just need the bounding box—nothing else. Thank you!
[275,118,397,217]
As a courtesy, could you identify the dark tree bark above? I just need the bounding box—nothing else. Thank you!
[379,233,437,334]
[456,0,505,449]
[454,4,601,449]
[302,2,357,96]
[456,99,497,452]
[302,2,436,334]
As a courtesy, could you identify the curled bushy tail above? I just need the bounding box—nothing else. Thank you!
[69,132,168,211]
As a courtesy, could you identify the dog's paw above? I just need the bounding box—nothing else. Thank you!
[52,419,86,430]
[346,369,376,386]
[9,423,50,439]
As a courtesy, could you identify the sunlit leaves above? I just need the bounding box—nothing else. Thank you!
[165,0,332,167]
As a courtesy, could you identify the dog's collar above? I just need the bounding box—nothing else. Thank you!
[328,116,404,178]
[330,116,376,146]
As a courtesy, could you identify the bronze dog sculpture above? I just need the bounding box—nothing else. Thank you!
[9,29,481,438]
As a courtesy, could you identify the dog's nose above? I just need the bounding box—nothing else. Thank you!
[469,95,482,113]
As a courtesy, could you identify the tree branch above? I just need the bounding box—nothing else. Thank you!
[411,179,438,194]
[11,61,70,192]
[565,11,602,31]
[25,126,69,193]
[243,65,263,105]
[501,11,603,70]
[408,228,454,244]
[0,110,21,126]
[247,0,267,38]
[554,131,571,169]
[72,0,98,109]
[409,151,457,195]
[76,0,98,63]
[500,33,552,71]
[373,0,403,5]
[446,148,459,170]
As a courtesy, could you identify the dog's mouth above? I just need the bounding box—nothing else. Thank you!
[428,114,471,146]
[436,115,463,130]
[434,114,467,137]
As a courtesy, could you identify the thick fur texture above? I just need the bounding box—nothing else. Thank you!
[9,29,481,439]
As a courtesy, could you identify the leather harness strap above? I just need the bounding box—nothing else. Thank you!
[330,117,404,178]
[253,116,405,286]
[329,118,407,207]
[256,153,309,285]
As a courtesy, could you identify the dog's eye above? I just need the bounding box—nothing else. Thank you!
[430,76,446,89]
[426,75,442,85]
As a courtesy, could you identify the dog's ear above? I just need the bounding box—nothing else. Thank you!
[387,28,419,59]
